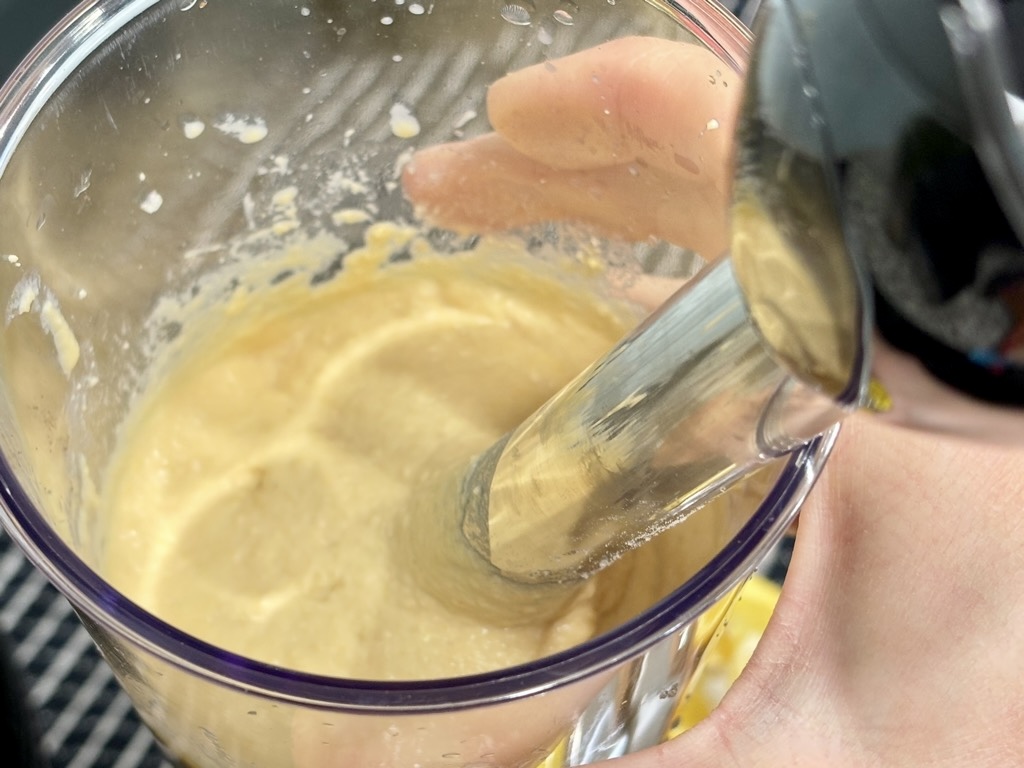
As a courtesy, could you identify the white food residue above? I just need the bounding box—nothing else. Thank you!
[182,119,206,139]
[326,170,369,196]
[453,109,477,130]
[332,208,373,226]
[262,155,290,176]
[271,186,299,208]
[394,147,415,178]
[705,118,720,131]
[6,273,80,375]
[242,192,257,230]
[270,186,300,235]
[40,296,81,375]
[389,103,420,139]
[214,114,269,144]
[139,190,164,214]
[8,273,39,318]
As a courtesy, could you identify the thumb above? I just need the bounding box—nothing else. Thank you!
[601,621,838,768]
[599,593,803,768]
[605,463,855,768]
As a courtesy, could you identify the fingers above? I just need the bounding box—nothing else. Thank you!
[402,37,739,256]
[488,36,739,188]
[402,133,729,256]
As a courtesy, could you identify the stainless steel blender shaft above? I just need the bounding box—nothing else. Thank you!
[460,257,843,583]
[461,0,1024,584]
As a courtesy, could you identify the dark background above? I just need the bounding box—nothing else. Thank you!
[0,1,80,79]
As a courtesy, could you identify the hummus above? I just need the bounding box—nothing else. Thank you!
[98,227,655,679]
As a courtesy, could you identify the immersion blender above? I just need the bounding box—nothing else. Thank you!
[459,0,1024,583]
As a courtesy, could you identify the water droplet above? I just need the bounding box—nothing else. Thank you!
[35,195,53,231]
[553,0,577,25]
[381,15,394,25]
[500,1,535,26]
[409,3,426,14]
[178,0,197,10]
[300,6,311,16]
[392,54,403,62]
[802,84,818,99]
[31,196,49,230]
[73,167,92,198]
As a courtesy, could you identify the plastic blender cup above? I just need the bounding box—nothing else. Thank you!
[0,1,834,765]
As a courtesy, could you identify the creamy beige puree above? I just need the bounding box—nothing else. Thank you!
[99,225,682,679]
[99,224,746,683]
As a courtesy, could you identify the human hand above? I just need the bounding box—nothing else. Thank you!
[402,36,740,259]
[614,414,1024,766]
[402,36,1024,767]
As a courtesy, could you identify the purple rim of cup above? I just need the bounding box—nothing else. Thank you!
[0,0,834,714]
[0,432,836,712]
